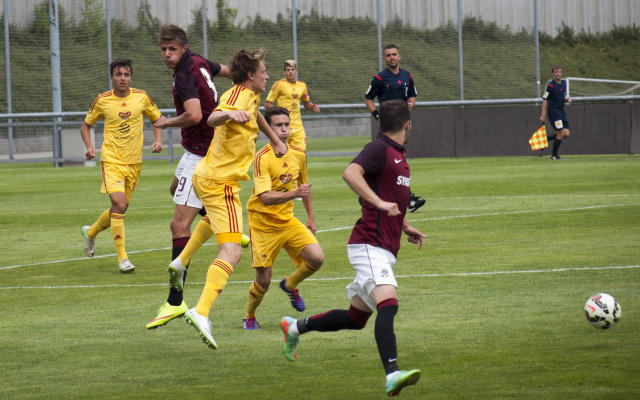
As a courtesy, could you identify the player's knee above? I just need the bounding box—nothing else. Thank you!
[305,246,325,269]
[347,305,372,330]
[169,218,188,236]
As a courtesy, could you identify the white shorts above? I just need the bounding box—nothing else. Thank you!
[345,244,397,312]
[173,150,203,208]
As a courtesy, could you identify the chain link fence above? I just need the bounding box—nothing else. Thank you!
[1,0,538,162]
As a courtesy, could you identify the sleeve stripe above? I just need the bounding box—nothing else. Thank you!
[228,86,243,106]
[254,146,272,177]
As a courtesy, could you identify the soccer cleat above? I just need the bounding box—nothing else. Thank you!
[118,258,135,273]
[241,234,251,248]
[550,155,561,160]
[408,197,426,213]
[280,316,299,361]
[81,226,95,257]
[185,308,217,349]
[167,257,186,291]
[279,278,305,311]
[146,301,188,329]
[243,317,260,330]
[386,369,422,397]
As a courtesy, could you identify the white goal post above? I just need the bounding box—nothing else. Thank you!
[566,77,640,98]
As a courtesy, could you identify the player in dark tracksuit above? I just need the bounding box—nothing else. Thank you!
[540,65,572,160]
[365,44,425,212]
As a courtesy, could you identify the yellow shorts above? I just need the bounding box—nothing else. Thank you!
[287,127,307,150]
[100,162,141,203]
[248,211,318,268]
[193,176,243,244]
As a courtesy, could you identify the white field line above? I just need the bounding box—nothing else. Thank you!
[1,265,638,290]
[1,202,637,272]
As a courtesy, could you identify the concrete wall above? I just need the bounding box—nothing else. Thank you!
[371,103,638,158]
[4,0,638,35]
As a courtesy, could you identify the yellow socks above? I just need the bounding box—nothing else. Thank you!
[180,215,214,266]
[245,280,268,318]
[195,259,234,316]
[87,208,111,238]
[285,262,319,290]
[110,212,126,262]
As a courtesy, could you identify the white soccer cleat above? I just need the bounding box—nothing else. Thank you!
[81,226,95,257]
[185,308,217,349]
[118,258,135,273]
[167,257,186,291]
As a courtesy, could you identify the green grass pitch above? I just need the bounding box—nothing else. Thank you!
[1,138,639,399]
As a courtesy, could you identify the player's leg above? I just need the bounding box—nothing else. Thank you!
[82,162,116,257]
[244,266,271,330]
[186,179,243,348]
[280,297,372,362]
[280,221,324,311]
[369,282,421,396]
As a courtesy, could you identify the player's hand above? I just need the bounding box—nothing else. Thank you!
[306,217,317,235]
[297,182,312,198]
[312,101,320,113]
[153,115,169,129]
[378,201,400,217]
[230,111,251,124]
[403,225,426,250]
[151,141,163,154]
[539,115,546,125]
[271,140,287,158]
[566,98,572,105]
[85,147,96,160]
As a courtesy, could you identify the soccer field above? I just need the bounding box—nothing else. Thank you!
[1,148,639,399]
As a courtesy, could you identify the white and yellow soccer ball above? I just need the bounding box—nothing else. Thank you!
[584,293,621,329]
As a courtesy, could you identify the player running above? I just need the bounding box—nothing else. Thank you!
[279,99,425,397]
[80,58,163,273]
[242,106,324,330]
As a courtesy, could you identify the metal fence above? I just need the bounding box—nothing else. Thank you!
[0,0,585,163]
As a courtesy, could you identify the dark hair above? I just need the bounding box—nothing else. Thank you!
[264,106,290,125]
[384,44,399,52]
[228,47,266,83]
[158,24,188,47]
[109,58,132,76]
[551,64,562,73]
[379,99,411,133]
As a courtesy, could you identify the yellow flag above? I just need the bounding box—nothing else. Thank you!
[529,125,548,150]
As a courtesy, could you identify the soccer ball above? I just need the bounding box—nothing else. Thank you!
[584,293,621,329]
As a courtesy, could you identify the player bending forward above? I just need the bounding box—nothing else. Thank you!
[243,106,324,330]
[280,99,425,397]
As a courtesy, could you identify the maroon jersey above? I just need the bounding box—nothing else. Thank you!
[173,49,222,156]
[348,133,411,257]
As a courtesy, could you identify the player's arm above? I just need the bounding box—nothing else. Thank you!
[303,99,320,113]
[80,121,96,160]
[342,163,399,216]
[151,121,163,154]
[258,182,312,206]
[365,76,382,119]
[154,98,202,128]
[402,217,426,250]
[218,64,231,79]
[264,101,275,109]
[257,111,287,157]
[208,108,251,126]
[540,99,548,125]
[407,96,416,111]
[301,187,316,234]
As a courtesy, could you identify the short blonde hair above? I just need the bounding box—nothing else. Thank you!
[284,60,297,70]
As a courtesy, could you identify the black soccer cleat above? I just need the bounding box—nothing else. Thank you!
[408,197,426,213]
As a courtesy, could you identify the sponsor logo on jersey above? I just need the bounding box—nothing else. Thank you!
[280,173,293,184]
[283,162,288,167]
[381,269,390,277]
[396,175,410,187]
[121,102,127,107]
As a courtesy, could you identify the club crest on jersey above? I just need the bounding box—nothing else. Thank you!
[396,175,410,187]
[292,93,298,99]
[280,173,293,184]
[119,111,131,120]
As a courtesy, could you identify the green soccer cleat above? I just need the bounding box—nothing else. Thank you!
[185,308,217,350]
[146,301,188,329]
[81,225,95,257]
[385,369,421,397]
[167,257,186,291]
[280,316,299,361]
